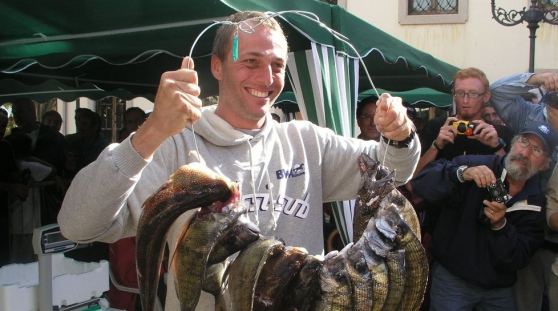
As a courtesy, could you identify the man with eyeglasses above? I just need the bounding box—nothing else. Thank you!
[490,72,558,310]
[411,121,558,311]
[356,95,380,141]
[415,68,513,175]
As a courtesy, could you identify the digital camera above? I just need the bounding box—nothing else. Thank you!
[450,120,479,136]
[543,91,558,109]
[487,179,509,203]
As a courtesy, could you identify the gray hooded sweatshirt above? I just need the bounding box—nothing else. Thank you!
[58,105,420,310]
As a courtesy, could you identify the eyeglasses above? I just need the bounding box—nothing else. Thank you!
[516,136,546,158]
[452,90,486,99]
[359,114,375,121]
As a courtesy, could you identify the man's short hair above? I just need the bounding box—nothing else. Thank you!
[356,95,378,118]
[212,11,287,62]
[452,67,490,92]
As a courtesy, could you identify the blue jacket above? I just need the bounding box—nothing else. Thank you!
[412,154,545,289]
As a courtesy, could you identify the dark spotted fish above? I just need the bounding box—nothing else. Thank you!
[171,203,246,311]
[376,204,428,311]
[207,214,260,265]
[342,243,375,311]
[228,237,285,311]
[354,236,389,311]
[314,250,353,311]
[382,250,406,311]
[136,163,239,311]
[253,246,308,311]
[282,255,324,311]
[353,153,421,241]
[353,153,383,242]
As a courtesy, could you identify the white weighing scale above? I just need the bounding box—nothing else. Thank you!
[32,224,103,311]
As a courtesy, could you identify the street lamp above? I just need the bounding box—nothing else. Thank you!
[491,0,558,72]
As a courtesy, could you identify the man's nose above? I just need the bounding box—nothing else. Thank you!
[256,65,273,86]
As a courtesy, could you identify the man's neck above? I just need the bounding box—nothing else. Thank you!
[456,113,482,121]
[506,176,526,197]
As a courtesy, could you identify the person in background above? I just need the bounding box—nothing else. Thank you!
[546,165,558,311]
[405,104,426,134]
[490,71,558,310]
[11,98,66,172]
[41,110,63,132]
[412,121,558,310]
[481,102,505,126]
[64,108,109,179]
[12,99,66,226]
[0,108,20,266]
[118,107,146,143]
[356,95,380,141]
[6,128,58,263]
[58,11,419,310]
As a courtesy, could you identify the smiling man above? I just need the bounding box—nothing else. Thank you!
[58,11,420,311]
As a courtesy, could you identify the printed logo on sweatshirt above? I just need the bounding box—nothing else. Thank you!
[276,163,305,179]
[242,191,309,219]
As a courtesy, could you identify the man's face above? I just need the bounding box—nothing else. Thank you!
[453,77,490,121]
[43,115,62,132]
[11,103,35,128]
[125,111,145,132]
[357,102,380,141]
[481,106,504,126]
[76,116,97,138]
[211,25,287,128]
[505,134,549,181]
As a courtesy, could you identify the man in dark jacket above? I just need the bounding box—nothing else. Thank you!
[412,121,558,310]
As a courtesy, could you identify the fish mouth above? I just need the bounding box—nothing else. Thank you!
[247,87,272,98]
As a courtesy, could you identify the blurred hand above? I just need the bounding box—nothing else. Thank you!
[374,93,414,141]
[534,73,558,91]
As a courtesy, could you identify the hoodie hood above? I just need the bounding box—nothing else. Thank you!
[188,105,273,147]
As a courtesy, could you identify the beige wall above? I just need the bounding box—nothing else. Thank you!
[345,0,558,84]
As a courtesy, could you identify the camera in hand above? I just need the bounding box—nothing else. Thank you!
[543,91,558,109]
[450,120,480,136]
[487,179,509,203]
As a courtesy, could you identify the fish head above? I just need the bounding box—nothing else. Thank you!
[170,163,240,213]
[358,152,380,179]
[223,214,261,248]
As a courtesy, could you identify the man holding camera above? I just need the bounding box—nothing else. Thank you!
[490,72,558,311]
[412,121,558,310]
[415,68,513,175]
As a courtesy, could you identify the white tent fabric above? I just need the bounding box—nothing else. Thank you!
[287,42,361,245]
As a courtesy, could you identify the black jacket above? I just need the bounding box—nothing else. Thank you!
[412,154,545,289]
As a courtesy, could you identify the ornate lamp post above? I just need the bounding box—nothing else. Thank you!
[491,0,558,72]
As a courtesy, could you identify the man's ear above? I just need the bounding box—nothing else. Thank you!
[540,158,551,172]
[211,55,223,81]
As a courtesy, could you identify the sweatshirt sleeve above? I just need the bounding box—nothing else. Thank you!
[372,134,421,186]
[58,136,150,243]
